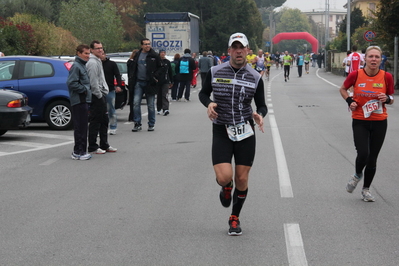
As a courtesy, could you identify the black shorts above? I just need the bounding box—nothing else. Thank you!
[212,121,256,166]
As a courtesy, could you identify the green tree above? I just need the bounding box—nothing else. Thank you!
[275,8,312,52]
[371,0,399,54]
[339,7,367,36]
[0,17,35,55]
[10,13,78,55]
[254,0,286,8]
[59,0,124,52]
[0,0,54,21]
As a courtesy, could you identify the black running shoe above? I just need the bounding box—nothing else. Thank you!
[228,215,242,236]
[219,181,233,208]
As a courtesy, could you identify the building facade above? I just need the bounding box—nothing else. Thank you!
[344,0,380,18]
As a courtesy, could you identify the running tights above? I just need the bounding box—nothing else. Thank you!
[352,119,387,188]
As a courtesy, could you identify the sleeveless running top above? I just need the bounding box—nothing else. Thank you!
[344,69,394,121]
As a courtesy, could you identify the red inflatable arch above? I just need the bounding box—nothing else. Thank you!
[272,32,318,53]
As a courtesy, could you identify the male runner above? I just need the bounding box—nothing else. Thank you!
[282,51,292,82]
[199,33,267,236]
[304,51,311,74]
[264,52,272,80]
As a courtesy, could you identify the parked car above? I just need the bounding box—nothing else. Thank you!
[0,89,32,136]
[0,56,128,130]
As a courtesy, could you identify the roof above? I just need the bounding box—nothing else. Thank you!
[144,12,200,22]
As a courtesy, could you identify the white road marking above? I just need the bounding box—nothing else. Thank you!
[1,141,51,148]
[268,114,293,197]
[6,132,74,140]
[40,158,60,165]
[316,69,340,88]
[284,223,308,266]
[267,74,294,198]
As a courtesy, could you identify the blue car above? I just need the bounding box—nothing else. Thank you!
[0,56,73,130]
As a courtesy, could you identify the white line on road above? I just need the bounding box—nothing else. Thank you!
[40,158,60,166]
[267,73,293,198]
[0,140,74,157]
[316,69,340,88]
[6,132,74,140]
[268,114,293,198]
[284,223,308,266]
[0,141,51,148]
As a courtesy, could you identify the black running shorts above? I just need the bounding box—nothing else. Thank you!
[211,121,256,166]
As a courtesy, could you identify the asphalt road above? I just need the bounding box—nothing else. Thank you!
[1,65,399,265]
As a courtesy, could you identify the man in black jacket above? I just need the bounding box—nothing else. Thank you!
[176,48,196,102]
[102,55,122,135]
[128,38,162,132]
[156,49,173,116]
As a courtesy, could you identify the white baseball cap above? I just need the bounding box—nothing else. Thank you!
[228,33,249,47]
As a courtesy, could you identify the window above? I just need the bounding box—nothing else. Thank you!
[22,61,54,79]
[0,61,16,81]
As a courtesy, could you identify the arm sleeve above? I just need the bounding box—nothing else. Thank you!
[198,70,213,107]
[113,62,122,86]
[386,72,395,95]
[167,62,173,82]
[343,71,358,89]
[254,79,267,117]
[86,60,102,99]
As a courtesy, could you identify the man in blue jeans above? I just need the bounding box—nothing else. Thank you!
[102,54,122,135]
[127,38,162,132]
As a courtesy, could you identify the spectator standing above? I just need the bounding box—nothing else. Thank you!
[176,48,196,102]
[170,53,180,101]
[86,40,117,154]
[380,53,387,70]
[129,38,162,132]
[67,44,92,161]
[311,52,317,67]
[102,54,122,135]
[127,49,139,121]
[198,51,213,88]
[156,49,173,116]
[191,52,199,88]
[317,53,322,68]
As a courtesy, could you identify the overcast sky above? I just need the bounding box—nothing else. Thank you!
[280,0,348,11]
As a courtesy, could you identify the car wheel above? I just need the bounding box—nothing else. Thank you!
[0,130,7,136]
[45,100,73,130]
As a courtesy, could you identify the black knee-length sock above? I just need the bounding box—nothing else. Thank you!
[231,188,248,217]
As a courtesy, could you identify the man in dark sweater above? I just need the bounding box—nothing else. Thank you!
[102,55,122,135]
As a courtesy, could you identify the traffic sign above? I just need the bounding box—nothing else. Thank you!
[363,30,376,42]
[265,41,271,47]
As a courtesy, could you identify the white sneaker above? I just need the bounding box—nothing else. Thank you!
[92,148,106,154]
[109,129,116,135]
[361,189,375,202]
[106,146,117,152]
[79,153,92,160]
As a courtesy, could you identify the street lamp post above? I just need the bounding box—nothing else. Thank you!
[347,0,351,51]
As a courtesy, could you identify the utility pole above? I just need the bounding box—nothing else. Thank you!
[347,0,351,51]
[269,6,274,54]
